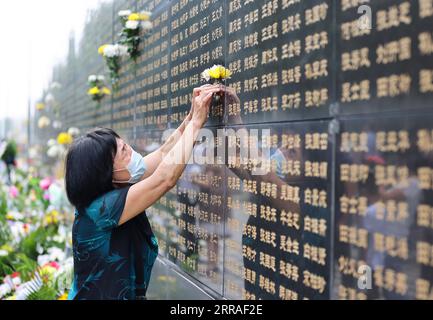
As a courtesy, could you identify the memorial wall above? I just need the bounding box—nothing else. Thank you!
[50,0,433,299]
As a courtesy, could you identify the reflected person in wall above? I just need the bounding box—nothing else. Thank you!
[222,86,302,299]
[64,84,224,300]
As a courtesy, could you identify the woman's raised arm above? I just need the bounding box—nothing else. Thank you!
[118,85,222,226]
[139,84,218,179]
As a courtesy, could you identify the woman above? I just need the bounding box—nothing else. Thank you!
[65,84,223,300]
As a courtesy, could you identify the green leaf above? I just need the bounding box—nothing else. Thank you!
[26,284,58,300]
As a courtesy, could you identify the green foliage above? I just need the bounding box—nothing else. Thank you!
[1,140,17,163]
[19,226,50,260]
[12,254,38,282]
[0,217,11,246]
[0,191,7,218]
[26,284,58,300]
[0,255,14,281]
[17,224,61,262]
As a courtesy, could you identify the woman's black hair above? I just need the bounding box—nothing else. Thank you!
[65,127,119,212]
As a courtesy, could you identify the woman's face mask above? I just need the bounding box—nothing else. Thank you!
[112,147,146,184]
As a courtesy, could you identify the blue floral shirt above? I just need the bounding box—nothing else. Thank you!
[68,187,158,300]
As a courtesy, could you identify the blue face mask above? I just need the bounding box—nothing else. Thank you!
[112,148,146,184]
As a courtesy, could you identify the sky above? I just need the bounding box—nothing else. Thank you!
[0,0,107,122]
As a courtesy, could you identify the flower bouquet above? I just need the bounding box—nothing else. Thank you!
[118,10,153,65]
[201,64,232,118]
[98,44,129,91]
[87,74,111,107]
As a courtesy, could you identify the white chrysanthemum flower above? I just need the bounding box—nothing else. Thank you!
[115,44,129,56]
[118,10,131,17]
[44,93,54,104]
[47,145,61,158]
[88,75,97,82]
[68,127,80,137]
[37,254,50,267]
[103,44,116,58]
[47,247,66,262]
[48,146,60,158]
[141,20,153,30]
[201,68,211,81]
[96,75,105,82]
[37,116,51,129]
[125,20,139,30]
[0,250,8,257]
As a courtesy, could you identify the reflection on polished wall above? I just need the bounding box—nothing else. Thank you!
[53,0,433,299]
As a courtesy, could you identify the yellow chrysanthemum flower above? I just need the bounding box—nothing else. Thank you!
[128,13,140,21]
[208,65,232,79]
[58,293,68,300]
[57,132,73,145]
[207,66,221,79]
[98,44,109,56]
[102,87,111,95]
[36,103,45,110]
[88,86,101,95]
[220,66,232,79]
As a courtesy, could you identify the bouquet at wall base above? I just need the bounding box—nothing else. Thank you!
[98,44,129,91]
[87,74,111,107]
[118,10,153,65]
[0,166,74,300]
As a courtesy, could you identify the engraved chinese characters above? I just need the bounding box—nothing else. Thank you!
[112,0,137,135]
[170,0,225,126]
[335,114,433,300]
[338,0,433,114]
[227,0,334,124]
[135,0,170,130]
[53,0,433,300]
[224,122,332,299]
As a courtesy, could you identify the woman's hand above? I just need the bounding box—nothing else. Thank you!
[192,84,221,128]
[120,84,223,226]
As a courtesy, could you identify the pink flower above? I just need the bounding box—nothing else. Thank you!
[42,261,60,270]
[46,261,60,270]
[43,192,50,201]
[39,178,52,191]
[9,186,18,198]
